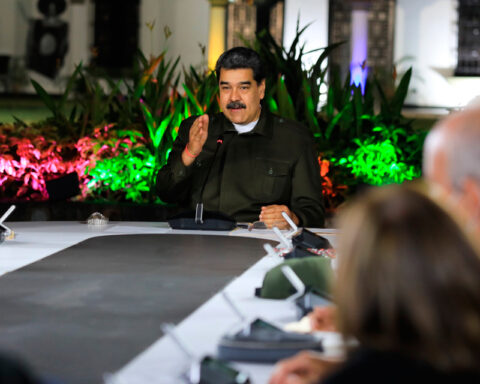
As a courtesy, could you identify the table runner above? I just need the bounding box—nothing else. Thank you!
[0,234,267,384]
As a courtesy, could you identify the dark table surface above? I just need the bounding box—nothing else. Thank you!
[0,234,268,384]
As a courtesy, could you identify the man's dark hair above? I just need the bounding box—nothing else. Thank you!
[215,47,265,83]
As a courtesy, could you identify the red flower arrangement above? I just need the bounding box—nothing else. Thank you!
[0,124,146,202]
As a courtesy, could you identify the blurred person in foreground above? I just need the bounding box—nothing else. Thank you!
[423,106,480,236]
[269,185,480,384]
[306,106,480,334]
[156,47,324,228]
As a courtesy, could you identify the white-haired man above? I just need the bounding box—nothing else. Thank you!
[423,107,480,235]
[268,107,480,384]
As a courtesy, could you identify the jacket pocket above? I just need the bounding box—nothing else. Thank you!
[255,158,291,200]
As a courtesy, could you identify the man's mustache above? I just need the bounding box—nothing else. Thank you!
[227,101,246,109]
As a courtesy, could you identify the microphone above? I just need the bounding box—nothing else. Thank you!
[195,135,223,224]
[168,134,236,230]
[0,205,16,243]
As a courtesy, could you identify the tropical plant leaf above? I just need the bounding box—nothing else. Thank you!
[325,103,351,139]
[301,76,320,134]
[60,62,83,109]
[391,68,412,116]
[134,53,165,100]
[182,83,204,115]
[276,76,296,120]
[140,103,156,142]
[153,114,173,149]
[12,116,28,127]
[31,79,57,116]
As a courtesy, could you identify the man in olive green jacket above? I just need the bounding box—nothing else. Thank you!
[156,47,324,228]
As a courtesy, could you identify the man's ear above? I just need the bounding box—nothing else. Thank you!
[463,177,480,213]
[461,177,480,236]
[259,79,266,100]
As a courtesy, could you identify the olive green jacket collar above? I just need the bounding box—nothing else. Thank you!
[221,106,273,138]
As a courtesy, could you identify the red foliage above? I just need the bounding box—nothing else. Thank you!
[318,156,348,213]
[0,124,146,202]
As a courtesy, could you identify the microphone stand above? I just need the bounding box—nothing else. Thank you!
[195,136,223,224]
[168,134,236,230]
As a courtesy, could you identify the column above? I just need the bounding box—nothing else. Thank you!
[208,0,229,70]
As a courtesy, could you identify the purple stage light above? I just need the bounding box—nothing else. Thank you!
[350,8,368,94]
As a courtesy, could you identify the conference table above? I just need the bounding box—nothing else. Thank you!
[0,221,338,384]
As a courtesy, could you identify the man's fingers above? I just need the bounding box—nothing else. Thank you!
[265,221,289,229]
[193,115,209,135]
[259,212,286,222]
[188,115,209,155]
[199,114,209,126]
[261,212,288,221]
[261,204,289,213]
[260,205,290,219]
[259,205,291,229]
[192,115,208,132]
[190,118,203,138]
[261,217,289,229]
[261,205,299,227]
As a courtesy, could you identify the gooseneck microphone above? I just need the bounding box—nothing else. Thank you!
[168,134,236,230]
[195,135,223,224]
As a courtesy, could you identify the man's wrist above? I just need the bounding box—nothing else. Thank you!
[184,144,199,158]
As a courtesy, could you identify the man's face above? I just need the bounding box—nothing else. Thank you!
[218,68,265,125]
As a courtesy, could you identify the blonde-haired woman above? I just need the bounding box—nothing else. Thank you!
[270,185,480,384]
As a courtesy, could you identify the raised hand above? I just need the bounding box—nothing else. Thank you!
[182,114,209,166]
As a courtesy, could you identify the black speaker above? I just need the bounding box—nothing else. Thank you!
[26,1,68,79]
[26,19,68,78]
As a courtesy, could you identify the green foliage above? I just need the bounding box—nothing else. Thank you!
[22,22,424,209]
[336,136,421,186]
[248,20,344,135]
[182,66,220,116]
[324,67,426,191]
[86,145,159,203]
[375,67,413,126]
[248,21,423,200]
[74,68,122,137]
[30,64,84,139]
